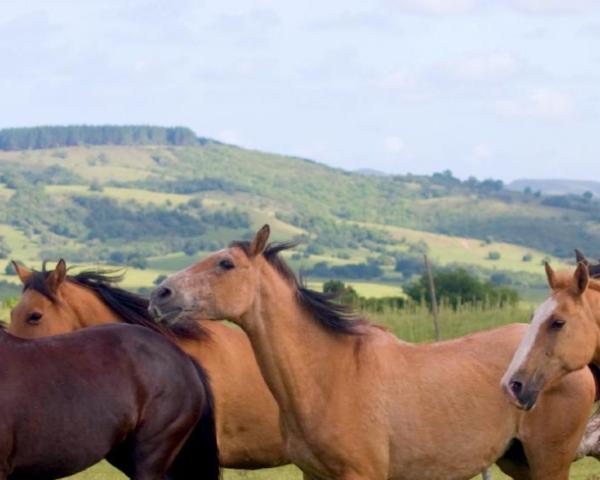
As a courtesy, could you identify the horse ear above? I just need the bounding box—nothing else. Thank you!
[575,249,589,266]
[12,261,32,284]
[545,262,557,290]
[47,259,67,291]
[574,261,590,295]
[250,225,270,257]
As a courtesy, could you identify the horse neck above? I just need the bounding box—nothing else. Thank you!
[239,266,363,424]
[62,282,122,328]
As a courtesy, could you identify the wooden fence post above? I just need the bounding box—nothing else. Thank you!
[423,254,440,341]
[423,255,492,479]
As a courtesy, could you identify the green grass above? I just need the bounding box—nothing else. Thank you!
[351,220,569,276]
[0,224,40,260]
[62,458,600,480]
[46,185,194,206]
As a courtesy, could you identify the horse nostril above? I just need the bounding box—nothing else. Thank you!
[510,380,523,397]
[157,286,173,301]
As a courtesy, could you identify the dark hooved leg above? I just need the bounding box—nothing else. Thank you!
[129,419,194,480]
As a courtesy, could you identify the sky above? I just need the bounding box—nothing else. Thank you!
[1,0,600,181]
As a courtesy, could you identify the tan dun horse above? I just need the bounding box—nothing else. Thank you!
[8,260,286,469]
[149,225,597,480]
[501,258,600,411]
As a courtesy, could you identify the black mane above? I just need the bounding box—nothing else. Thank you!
[23,267,207,340]
[230,241,367,335]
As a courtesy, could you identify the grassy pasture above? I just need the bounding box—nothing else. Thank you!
[61,304,599,479]
[352,220,570,275]
[45,185,194,206]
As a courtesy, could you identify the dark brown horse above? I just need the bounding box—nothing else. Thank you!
[0,319,219,478]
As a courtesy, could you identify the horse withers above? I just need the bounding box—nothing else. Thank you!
[0,305,219,479]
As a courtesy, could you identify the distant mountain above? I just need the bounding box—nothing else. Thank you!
[508,178,600,197]
[354,168,389,177]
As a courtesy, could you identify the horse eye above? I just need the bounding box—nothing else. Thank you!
[549,319,565,331]
[27,312,42,325]
[218,259,235,270]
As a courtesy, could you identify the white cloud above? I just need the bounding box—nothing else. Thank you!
[510,0,597,14]
[386,0,479,15]
[216,129,243,145]
[494,88,575,120]
[531,88,575,119]
[448,52,520,81]
[376,70,417,89]
[387,0,598,15]
[472,143,493,161]
[383,136,407,154]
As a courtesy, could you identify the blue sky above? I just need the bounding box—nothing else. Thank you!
[2,0,600,181]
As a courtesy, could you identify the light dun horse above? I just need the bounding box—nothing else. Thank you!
[501,257,600,410]
[149,225,596,480]
[8,260,287,469]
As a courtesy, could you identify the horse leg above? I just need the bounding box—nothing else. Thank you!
[519,371,593,480]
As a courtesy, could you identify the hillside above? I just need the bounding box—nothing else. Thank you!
[0,125,595,297]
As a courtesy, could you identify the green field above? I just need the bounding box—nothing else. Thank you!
[0,140,596,295]
[66,459,600,480]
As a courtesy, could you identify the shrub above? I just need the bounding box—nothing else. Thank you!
[89,180,104,192]
[487,251,501,261]
[404,268,519,310]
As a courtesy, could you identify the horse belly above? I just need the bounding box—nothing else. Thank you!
[387,371,517,479]
[8,410,129,479]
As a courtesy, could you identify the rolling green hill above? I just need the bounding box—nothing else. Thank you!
[0,125,595,297]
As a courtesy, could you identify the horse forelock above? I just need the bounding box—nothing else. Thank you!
[22,268,58,303]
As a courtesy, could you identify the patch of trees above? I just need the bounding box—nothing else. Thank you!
[542,194,600,217]
[70,196,250,245]
[280,215,393,250]
[322,279,406,312]
[128,177,244,194]
[394,253,425,278]
[73,196,205,241]
[0,164,84,187]
[404,268,519,310]
[0,126,204,151]
[308,261,383,279]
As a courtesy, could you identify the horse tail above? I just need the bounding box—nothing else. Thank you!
[168,359,221,479]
